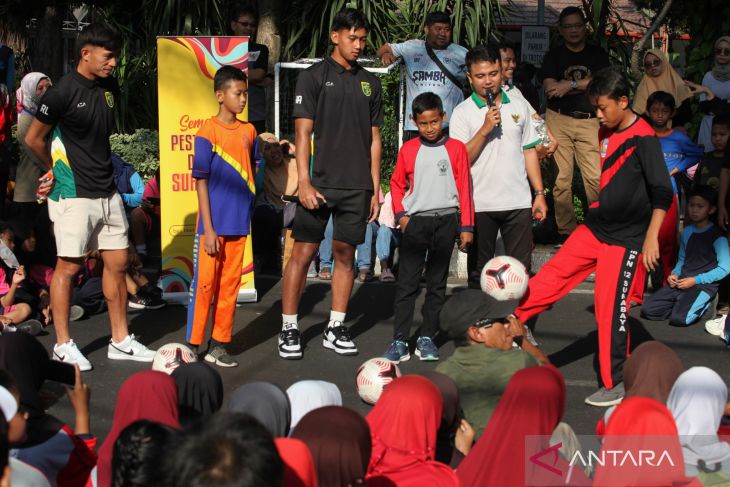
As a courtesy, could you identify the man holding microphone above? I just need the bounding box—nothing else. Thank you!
[449,45,547,287]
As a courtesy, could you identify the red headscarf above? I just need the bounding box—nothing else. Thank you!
[97,371,180,487]
[366,375,459,487]
[593,397,700,487]
[275,437,318,487]
[457,365,587,487]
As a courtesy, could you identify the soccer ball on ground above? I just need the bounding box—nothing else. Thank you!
[480,256,529,301]
[151,343,197,374]
[356,358,401,405]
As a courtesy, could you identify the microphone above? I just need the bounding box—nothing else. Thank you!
[486,90,500,127]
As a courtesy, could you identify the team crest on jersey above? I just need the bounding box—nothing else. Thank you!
[361,82,371,96]
[600,138,609,157]
[437,159,448,175]
[511,113,520,123]
[104,91,115,108]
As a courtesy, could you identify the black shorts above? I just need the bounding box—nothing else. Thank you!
[292,188,373,246]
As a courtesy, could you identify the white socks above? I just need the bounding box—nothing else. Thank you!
[328,310,346,329]
[282,314,298,330]
[282,311,345,330]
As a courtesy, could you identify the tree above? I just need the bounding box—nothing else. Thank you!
[279,0,503,60]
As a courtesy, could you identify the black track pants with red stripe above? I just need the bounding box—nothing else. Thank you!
[514,225,642,389]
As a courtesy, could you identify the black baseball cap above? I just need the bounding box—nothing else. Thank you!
[439,289,519,339]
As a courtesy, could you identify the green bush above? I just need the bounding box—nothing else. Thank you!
[379,69,401,193]
[109,129,160,181]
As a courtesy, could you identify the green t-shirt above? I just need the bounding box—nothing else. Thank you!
[436,345,539,440]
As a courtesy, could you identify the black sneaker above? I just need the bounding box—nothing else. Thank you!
[16,319,43,336]
[128,293,166,310]
[204,345,238,367]
[323,322,358,356]
[139,283,163,299]
[278,324,302,359]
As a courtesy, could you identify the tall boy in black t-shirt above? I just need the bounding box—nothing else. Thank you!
[278,8,383,360]
[540,6,610,242]
[514,68,673,407]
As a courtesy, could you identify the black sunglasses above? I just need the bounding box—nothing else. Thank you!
[474,317,509,329]
[716,48,730,56]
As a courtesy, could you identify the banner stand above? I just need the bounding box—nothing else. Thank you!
[157,36,257,305]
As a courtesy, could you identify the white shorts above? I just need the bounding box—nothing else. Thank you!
[48,193,129,258]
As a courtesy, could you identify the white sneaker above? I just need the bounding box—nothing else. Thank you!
[108,334,156,362]
[53,339,92,371]
[705,315,727,337]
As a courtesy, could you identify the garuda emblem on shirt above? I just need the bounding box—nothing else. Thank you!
[361,82,371,97]
[511,113,520,123]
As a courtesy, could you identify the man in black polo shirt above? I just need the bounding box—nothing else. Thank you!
[278,8,383,360]
[25,24,156,371]
[230,5,270,135]
[540,6,609,244]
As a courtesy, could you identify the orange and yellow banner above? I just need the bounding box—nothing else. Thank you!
[157,36,256,303]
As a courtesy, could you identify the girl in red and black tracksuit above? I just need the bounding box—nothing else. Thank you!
[514,68,674,406]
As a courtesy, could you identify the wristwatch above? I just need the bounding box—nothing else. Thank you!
[570,79,578,90]
[534,190,547,196]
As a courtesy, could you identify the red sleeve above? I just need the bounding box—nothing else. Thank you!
[390,144,411,221]
[449,140,474,232]
[57,426,97,487]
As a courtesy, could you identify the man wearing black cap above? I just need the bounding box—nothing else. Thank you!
[436,290,548,440]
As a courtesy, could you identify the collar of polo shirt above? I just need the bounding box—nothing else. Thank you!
[326,55,362,73]
[470,88,511,109]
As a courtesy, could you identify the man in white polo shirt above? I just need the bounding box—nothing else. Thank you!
[450,45,548,288]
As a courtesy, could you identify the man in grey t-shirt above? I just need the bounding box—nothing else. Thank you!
[377,11,467,141]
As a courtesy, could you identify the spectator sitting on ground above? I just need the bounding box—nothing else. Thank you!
[69,251,106,319]
[130,168,160,261]
[642,186,730,327]
[435,289,549,440]
[0,333,96,486]
[125,248,165,310]
[694,115,730,319]
[111,420,180,487]
[0,223,41,333]
[595,340,684,436]
[668,367,730,479]
[0,371,52,486]
[645,91,704,284]
[252,133,297,275]
[168,412,283,487]
[96,371,181,486]
[10,223,53,326]
[111,153,144,214]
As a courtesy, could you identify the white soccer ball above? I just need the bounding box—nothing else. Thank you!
[480,256,529,301]
[151,343,197,375]
[355,358,401,405]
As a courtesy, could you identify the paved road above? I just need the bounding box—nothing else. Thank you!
[35,276,730,443]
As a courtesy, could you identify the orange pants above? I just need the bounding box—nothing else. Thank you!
[186,234,246,345]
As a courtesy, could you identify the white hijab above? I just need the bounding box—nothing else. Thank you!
[668,367,730,467]
[286,380,342,431]
[16,72,50,115]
